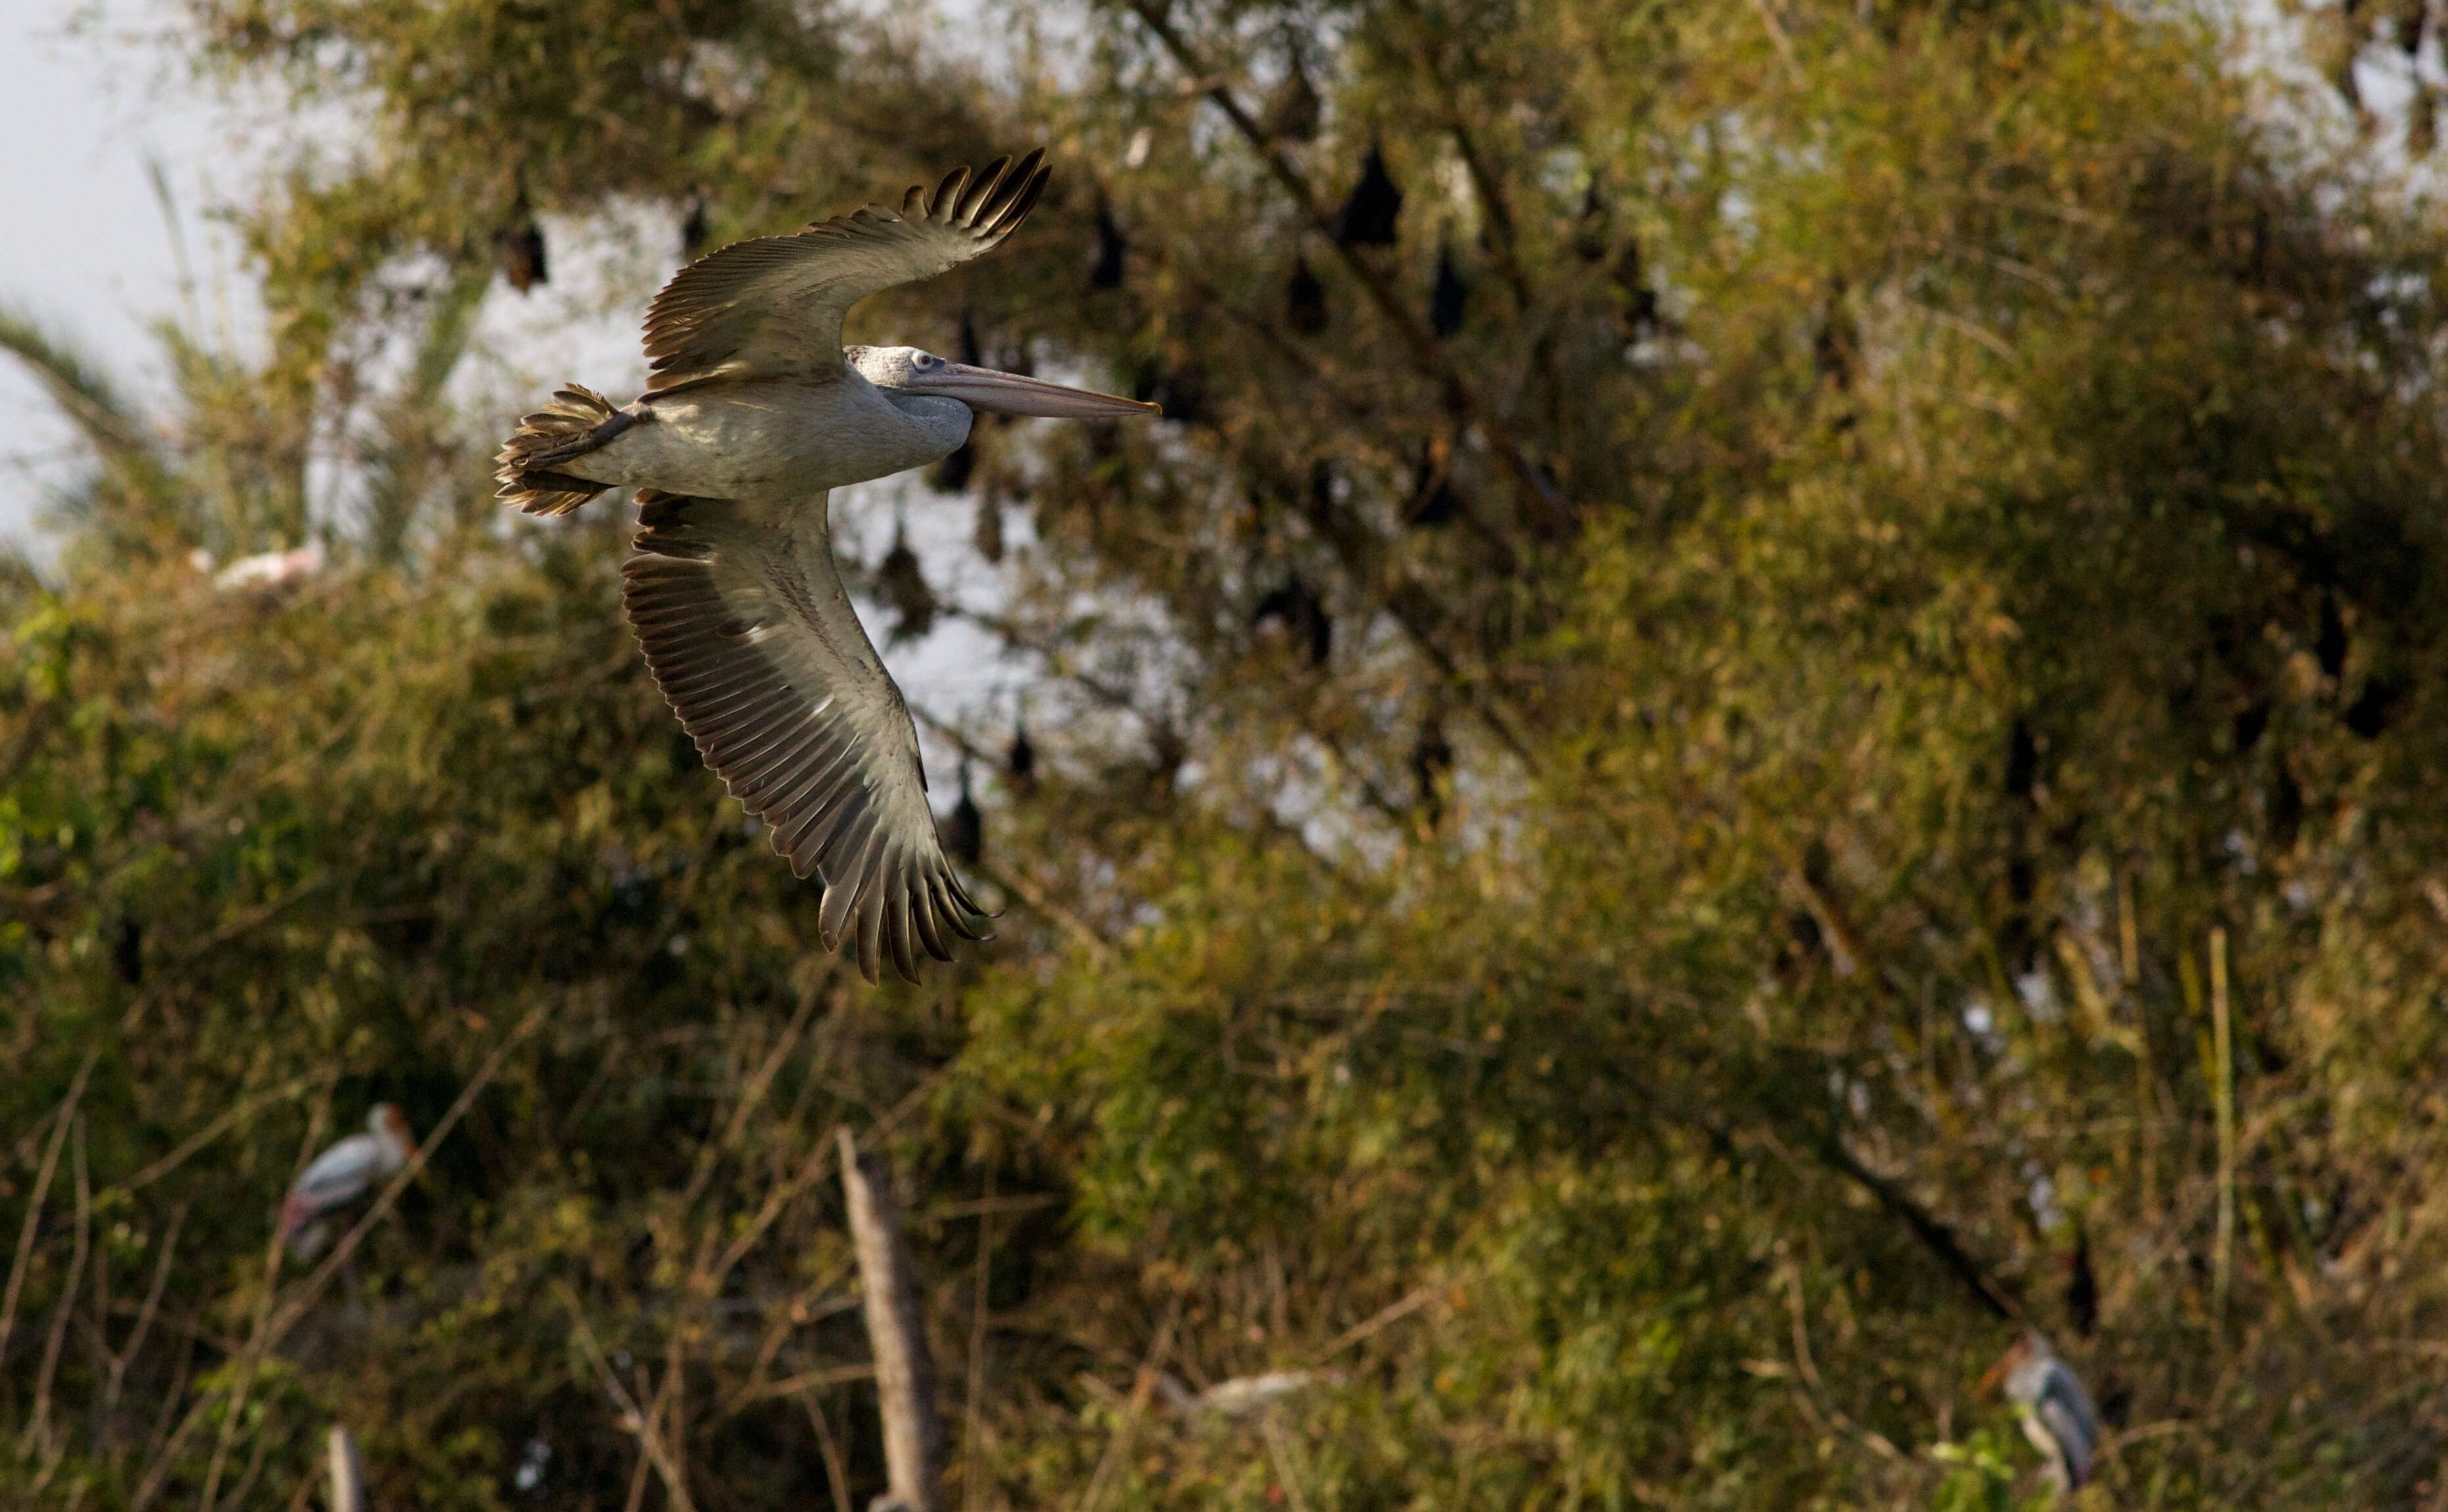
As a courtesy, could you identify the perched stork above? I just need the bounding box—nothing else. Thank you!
[279,1104,414,1260]
[494,151,1156,984]
[1983,1330,2102,1496]
[211,542,324,592]
[1157,1369,1335,1417]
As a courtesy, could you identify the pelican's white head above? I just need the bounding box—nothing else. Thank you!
[847,344,1158,419]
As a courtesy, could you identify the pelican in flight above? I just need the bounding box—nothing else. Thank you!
[495,150,1156,983]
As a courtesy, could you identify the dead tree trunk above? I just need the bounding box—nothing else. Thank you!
[837,1127,943,1512]
[327,1425,365,1512]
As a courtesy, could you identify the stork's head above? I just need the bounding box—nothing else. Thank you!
[847,344,1157,419]
[369,1103,413,1148]
[1979,1330,2053,1402]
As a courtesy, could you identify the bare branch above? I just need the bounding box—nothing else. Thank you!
[326,1426,365,1512]
[0,1050,98,1373]
[1075,1295,1181,1512]
[22,1113,93,1467]
[839,1127,945,1512]
[117,1075,318,1195]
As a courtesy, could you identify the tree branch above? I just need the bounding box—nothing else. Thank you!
[839,1127,945,1512]
[1123,1,1572,534]
[1806,1131,2022,1323]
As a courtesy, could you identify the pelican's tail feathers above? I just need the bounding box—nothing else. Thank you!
[496,384,633,517]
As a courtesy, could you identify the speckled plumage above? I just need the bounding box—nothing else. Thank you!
[491,151,1154,983]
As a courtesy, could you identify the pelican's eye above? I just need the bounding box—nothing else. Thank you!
[913,353,939,369]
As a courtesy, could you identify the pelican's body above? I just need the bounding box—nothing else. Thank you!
[556,375,973,500]
[495,151,1154,983]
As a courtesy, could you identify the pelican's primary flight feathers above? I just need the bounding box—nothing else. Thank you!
[494,151,1156,983]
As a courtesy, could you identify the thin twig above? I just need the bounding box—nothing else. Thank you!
[964,1173,997,1512]
[723,1267,860,1417]
[121,876,335,1033]
[656,1321,695,1509]
[925,1194,1062,1223]
[1260,1412,1316,1512]
[281,1457,318,1512]
[1317,1279,1446,1359]
[128,1329,199,1512]
[100,1200,187,1430]
[975,859,1114,964]
[117,1075,318,1194]
[729,1361,876,1406]
[1075,1295,1182,1512]
[802,1391,856,1512]
[1748,0,1804,81]
[2212,926,2236,1331]
[1778,1260,1902,1460]
[711,1122,847,1288]
[0,1050,98,1372]
[673,989,821,1223]
[565,1291,692,1506]
[24,1113,93,1470]
[1389,0,1530,306]
[935,605,1151,718]
[224,1409,280,1512]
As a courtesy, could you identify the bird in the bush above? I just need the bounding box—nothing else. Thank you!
[279,1104,414,1260]
[1983,1330,2101,1496]
[494,151,1156,983]
[1258,46,1322,145]
[1330,143,1402,247]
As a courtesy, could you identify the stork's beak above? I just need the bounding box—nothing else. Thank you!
[1977,1338,2030,1395]
[908,362,1160,419]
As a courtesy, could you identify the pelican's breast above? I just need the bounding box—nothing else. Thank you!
[808,382,970,483]
[635,379,962,495]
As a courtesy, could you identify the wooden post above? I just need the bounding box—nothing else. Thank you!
[327,1425,365,1512]
[839,1128,943,1512]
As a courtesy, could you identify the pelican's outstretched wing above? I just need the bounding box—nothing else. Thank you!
[641,150,1050,392]
[621,490,993,983]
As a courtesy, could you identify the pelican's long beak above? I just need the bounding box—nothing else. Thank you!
[908,362,1159,419]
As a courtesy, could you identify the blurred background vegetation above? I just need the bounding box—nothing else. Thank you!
[8,0,2448,1505]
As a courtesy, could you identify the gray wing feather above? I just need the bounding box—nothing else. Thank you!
[2036,1371,2098,1486]
[640,151,1049,392]
[622,489,991,983]
[291,1134,381,1210]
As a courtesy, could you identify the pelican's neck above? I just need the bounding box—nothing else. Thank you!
[876,388,974,461]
